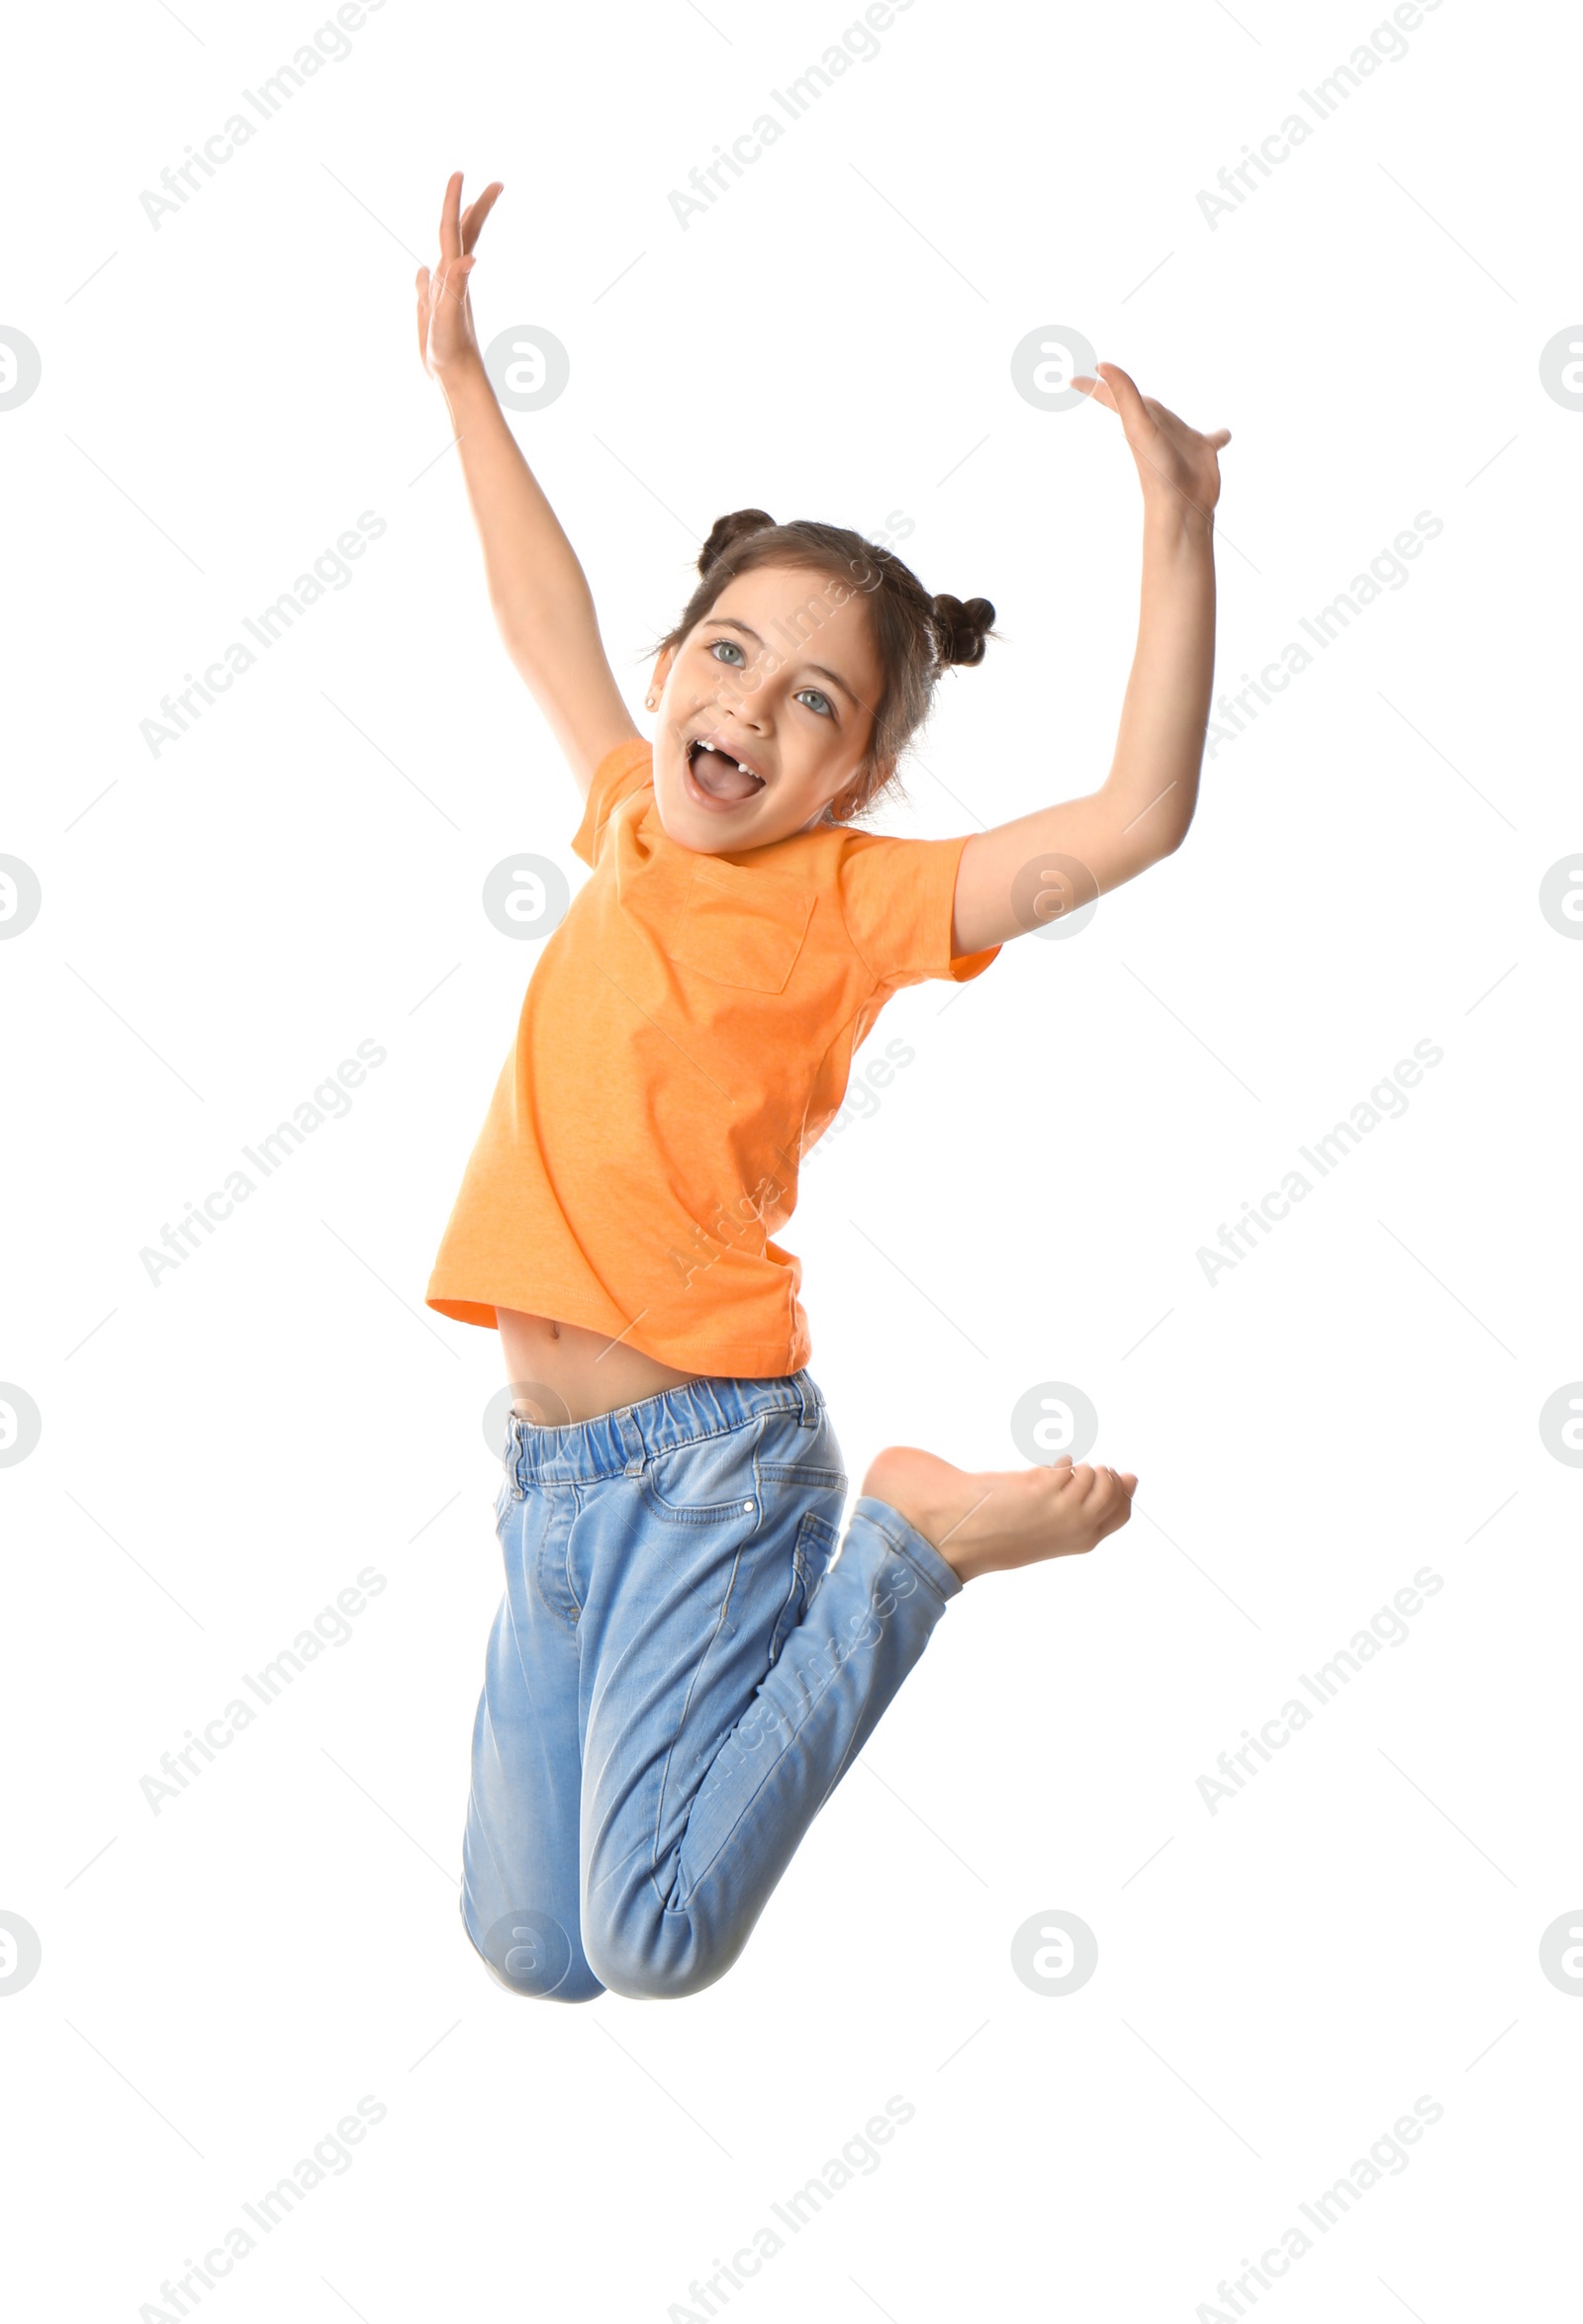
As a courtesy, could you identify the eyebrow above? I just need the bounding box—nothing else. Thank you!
[702,616,865,712]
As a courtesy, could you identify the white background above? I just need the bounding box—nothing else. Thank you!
[3,0,1580,2316]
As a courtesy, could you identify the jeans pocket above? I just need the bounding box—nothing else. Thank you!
[639,1413,768,1523]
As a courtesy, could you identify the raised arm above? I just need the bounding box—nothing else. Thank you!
[950,364,1230,955]
[416,173,639,797]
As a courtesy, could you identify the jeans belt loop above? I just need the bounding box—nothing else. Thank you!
[617,1410,645,1475]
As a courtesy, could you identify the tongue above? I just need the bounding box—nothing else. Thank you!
[694,746,761,801]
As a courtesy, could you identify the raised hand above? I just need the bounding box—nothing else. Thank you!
[416,170,505,381]
[1072,361,1231,522]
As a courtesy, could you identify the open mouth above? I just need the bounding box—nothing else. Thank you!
[685,736,767,807]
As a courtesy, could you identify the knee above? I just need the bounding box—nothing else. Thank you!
[585,1951,715,2002]
[486,1953,605,2004]
[509,1967,605,2004]
[581,1920,731,2002]
[465,1906,604,2003]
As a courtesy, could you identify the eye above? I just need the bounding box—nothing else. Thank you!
[796,689,835,719]
[708,638,746,668]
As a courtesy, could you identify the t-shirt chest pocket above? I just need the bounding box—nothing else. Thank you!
[670,858,817,994]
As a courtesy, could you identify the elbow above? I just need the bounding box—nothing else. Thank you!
[1137,819,1190,874]
[1153,803,1189,869]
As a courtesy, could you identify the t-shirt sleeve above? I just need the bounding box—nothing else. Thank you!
[833,827,1002,988]
[570,737,655,868]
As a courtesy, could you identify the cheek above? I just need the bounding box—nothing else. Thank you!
[788,738,856,804]
[796,706,863,766]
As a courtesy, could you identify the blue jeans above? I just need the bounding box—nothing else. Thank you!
[459,1369,962,2001]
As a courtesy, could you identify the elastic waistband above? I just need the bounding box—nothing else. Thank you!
[503,1369,827,1487]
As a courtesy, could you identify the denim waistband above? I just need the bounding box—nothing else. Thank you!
[503,1368,827,1487]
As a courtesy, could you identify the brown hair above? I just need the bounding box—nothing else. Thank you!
[654,510,995,820]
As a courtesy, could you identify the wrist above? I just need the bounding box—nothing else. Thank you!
[1142,494,1215,550]
[437,351,493,415]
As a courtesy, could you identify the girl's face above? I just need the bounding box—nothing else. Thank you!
[649,563,885,852]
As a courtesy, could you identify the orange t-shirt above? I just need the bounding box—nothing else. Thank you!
[425,738,999,1374]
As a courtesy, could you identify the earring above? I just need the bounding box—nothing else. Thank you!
[644,692,657,709]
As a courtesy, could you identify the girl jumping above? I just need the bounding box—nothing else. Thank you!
[416,172,1230,2002]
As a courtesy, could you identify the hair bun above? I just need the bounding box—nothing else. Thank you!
[699,508,777,575]
[931,593,995,668]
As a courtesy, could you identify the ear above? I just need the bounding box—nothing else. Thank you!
[646,645,677,707]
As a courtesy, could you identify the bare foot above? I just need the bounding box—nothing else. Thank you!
[861,1444,1137,1584]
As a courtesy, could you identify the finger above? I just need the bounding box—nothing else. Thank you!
[1087,1468,1123,1513]
[438,170,463,262]
[1206,427,1232,450]
[1095,361,1152,429]
[1096,1495,1134,1541]
[415,266,431,361]
[461,180,505,254]
[458,193,494,254]
[1070,374,1117,413]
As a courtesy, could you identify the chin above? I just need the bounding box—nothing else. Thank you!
[652,786,739,853]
